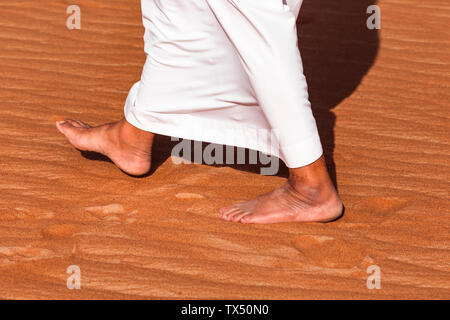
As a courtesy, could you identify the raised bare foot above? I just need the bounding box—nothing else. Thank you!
[220,156,343,223]
[56,118,154,176]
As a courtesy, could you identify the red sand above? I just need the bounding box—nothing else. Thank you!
[0,0,449,299]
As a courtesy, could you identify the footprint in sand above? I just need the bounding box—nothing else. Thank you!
[42,224,80,239]
[292,235,372,270]
[0,246,55,265]
[124,209,139,224]
[363,196,408,213]
[85,204,125,220]
[186,202,218,217]
[348,196,408,223]
[85,204,139,224]
[175,192,205,199]
[0,208,55,221]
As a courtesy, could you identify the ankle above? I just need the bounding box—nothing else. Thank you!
[287,165,339,205]
[286,177,343,218]
[287,171,331,194]
[110,120,152,163]
[286,177,321,204]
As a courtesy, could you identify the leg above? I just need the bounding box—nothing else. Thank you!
[221,156,343,223]
[205,0,323,168]
[56,118,154,176]
[207,1,342,223]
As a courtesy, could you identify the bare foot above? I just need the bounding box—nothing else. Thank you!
[56,118,154,176]
[220,156,343,223]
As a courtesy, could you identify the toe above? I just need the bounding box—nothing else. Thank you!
[231,210,252,223]
[219,206,234,217]
[65,119,83,128]
[219,207,227,216]
[74,119,91,128]
[221,206,241,220]
[240,214,254,224]
[56,120,73,134]
[56,121,92,151]
[228,209,245,222]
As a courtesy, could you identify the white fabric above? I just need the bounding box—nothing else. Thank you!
[124,0,323,168]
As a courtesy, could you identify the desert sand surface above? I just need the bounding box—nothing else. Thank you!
[0,0,449,299]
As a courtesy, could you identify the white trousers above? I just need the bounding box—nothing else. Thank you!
[124,0,323,168]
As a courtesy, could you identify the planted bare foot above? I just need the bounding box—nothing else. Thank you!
[220,156,343,223]
[56,118,154,176]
